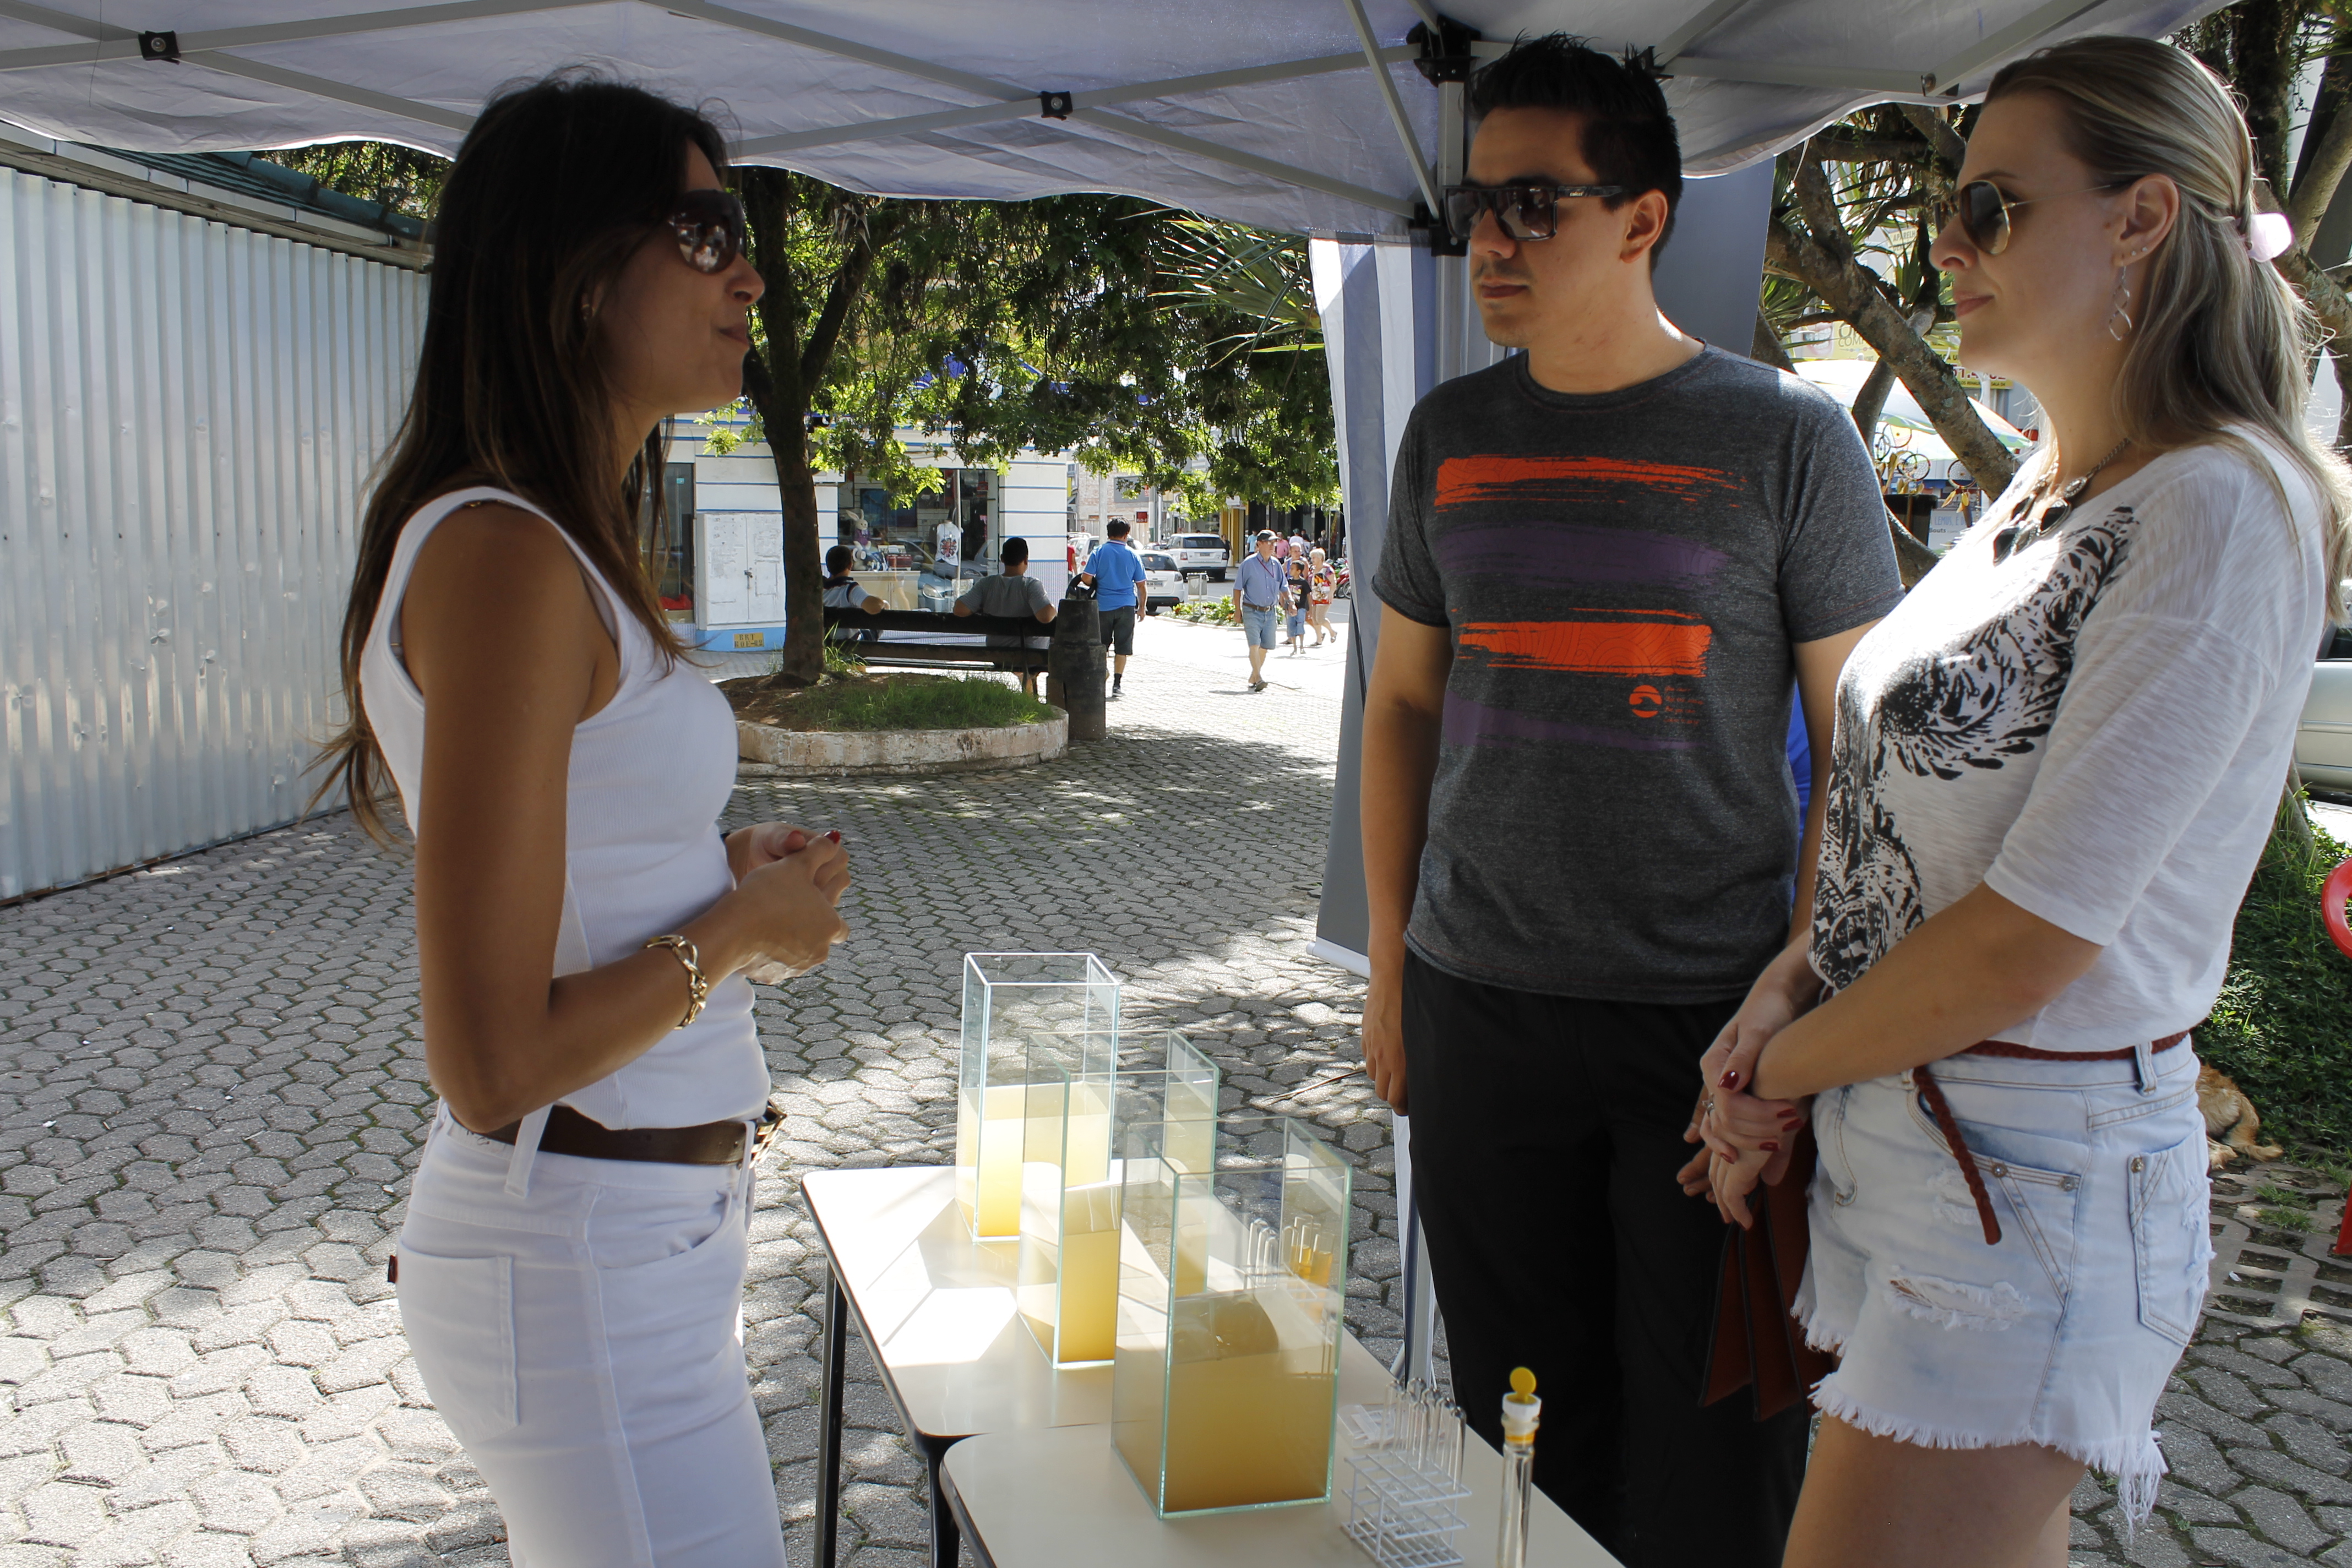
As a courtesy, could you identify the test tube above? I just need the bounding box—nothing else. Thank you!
[1496,1368,1540,1568]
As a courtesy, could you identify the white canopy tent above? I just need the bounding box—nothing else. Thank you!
[0,0,2222,240]
[0,0,2223,1378]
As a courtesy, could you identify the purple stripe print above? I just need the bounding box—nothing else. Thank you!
[1435,521,1728,590]
[1441,694,1698,752]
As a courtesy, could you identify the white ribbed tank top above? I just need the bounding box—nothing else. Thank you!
[359,486,768,1128]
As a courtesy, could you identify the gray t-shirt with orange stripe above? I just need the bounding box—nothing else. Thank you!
[1374,347,1901,1002]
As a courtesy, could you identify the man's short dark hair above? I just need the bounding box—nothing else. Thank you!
[1468,34,1683,263]
[1106,519,1131,538]
[1001,536,1028,568]
[825,544,853,575]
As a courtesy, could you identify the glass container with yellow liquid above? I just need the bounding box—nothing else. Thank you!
[1110,1114,1351,1518]
[1019,1032,1220,1366]
[955,954,1118,1241]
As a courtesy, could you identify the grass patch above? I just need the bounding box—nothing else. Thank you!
[722,671,1054,733]
[2197,803,2352,1157]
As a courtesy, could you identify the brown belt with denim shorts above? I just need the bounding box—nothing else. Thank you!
[1912,1032,2188,1247]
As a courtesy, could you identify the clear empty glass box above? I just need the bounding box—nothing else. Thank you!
[1112,1114,1352,1517]
[956,953,1120,1242]
[1019,1032,1221,1368]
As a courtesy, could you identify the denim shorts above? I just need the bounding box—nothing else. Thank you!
[1796,1042,2209,1529]
[1242,605,1280,649]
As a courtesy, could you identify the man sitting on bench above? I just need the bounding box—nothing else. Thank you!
[953,537,1057,694]
[824,545,885,645]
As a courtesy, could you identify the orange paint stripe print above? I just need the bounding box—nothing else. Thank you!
[1459,619,1713,676]
[1435,455,1743,509]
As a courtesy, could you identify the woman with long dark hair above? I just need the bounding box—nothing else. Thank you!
[314,72,842,1564]
[1694,35,2349,1568]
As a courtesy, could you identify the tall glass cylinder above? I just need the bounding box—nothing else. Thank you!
[955,953,1118,1240]
[1020,1032,1221,1366]
[1112,1114,1351,1517]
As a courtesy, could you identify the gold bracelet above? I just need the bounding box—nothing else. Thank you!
[643,934,710,1028]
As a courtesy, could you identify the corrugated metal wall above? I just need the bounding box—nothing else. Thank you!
[1,165,427,901]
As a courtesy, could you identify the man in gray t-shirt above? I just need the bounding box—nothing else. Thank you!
[954,536,1057,691]
[1357,36,1901,1565]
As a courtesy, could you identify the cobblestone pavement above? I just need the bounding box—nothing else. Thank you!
[7,641,2352,1567]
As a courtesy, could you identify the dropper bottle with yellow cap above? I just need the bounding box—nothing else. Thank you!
[1496,1367,1540,1568]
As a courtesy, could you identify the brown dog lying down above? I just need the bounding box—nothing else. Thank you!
[2202,1064,2285,1169]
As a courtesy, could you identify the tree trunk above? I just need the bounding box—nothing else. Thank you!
[1886,510,1941,588]
[1850,356,1898,451]
[737,350,823,688]
[1768,153,2018,497]
[1750,312,1796,371]
[2234,0,2302,196]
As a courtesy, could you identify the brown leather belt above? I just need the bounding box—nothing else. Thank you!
[478,1102,757,1166]
[1914,1032,2188,1246]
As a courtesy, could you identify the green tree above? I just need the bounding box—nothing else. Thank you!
[729,175,1335,686]
[264,140,446,219]
[246,146,1342,687]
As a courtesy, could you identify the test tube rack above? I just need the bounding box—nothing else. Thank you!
[1340,1449,1471,1568]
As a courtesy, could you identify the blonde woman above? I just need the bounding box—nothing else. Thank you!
[1692,36,2346,1568]
[1306,547,1337,644]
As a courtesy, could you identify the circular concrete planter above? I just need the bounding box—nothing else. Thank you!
[736,709,1068,778]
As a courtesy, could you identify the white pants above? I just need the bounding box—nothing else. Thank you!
[395,1110,786,1567]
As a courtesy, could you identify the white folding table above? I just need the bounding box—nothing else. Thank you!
[803,1164,1622,1568]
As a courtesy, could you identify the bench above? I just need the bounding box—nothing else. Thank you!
[821,606,1058,686]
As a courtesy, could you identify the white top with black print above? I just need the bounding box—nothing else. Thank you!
[1809,434,2327,1052]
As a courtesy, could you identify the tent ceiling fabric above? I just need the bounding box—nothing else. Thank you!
[0,0,2224,237]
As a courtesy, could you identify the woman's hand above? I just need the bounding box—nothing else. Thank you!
[727,821,839,885]
[721,834,852,978]
[1710,1137,1777,1229]
[1678,1087,1807,1199]
[1675,940,1822,1198]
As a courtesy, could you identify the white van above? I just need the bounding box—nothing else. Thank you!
[1167,532,1233,580]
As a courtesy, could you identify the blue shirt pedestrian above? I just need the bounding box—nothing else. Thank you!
[1235,552,1288,608]
[1083,540,1147,611]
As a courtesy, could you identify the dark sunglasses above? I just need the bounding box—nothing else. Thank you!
[1930,178,2131,256]
[1442,181,1626,243]
[669,188,747,274]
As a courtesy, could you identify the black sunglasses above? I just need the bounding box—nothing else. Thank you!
[1930,178,2131,256]
[1442,181,1626,243]
[669,188,747,274]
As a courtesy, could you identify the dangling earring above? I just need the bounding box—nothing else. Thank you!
[2105,267,2134,341]
[2105,247,2148,342]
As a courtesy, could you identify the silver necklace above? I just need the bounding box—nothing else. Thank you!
[1994,437,2131,561]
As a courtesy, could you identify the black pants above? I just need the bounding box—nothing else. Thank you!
[1400,950,1807,1568]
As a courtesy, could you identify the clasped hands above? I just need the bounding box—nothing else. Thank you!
[1675,943,1824,1229]
[724,821,853,981]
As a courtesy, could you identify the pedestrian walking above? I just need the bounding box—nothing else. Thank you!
[1700,37,2349,1568]
[312,74,848,1568]
[1079,518,1147,698]
[1358,35,1900,1567]
[1233,530,1293,690]
[1306,547,1337,645]
[1285,545,1312,652]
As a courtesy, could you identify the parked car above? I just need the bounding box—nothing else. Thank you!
[1139,551,1186,612]
[1167,532,1232,580]
[2301,620,2352,791]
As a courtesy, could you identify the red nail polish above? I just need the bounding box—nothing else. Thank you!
[1718,1070,1740,1089]
[1781,1112,1805,1127]
[1760,1140,1781,1153]
[827,830,842,842]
